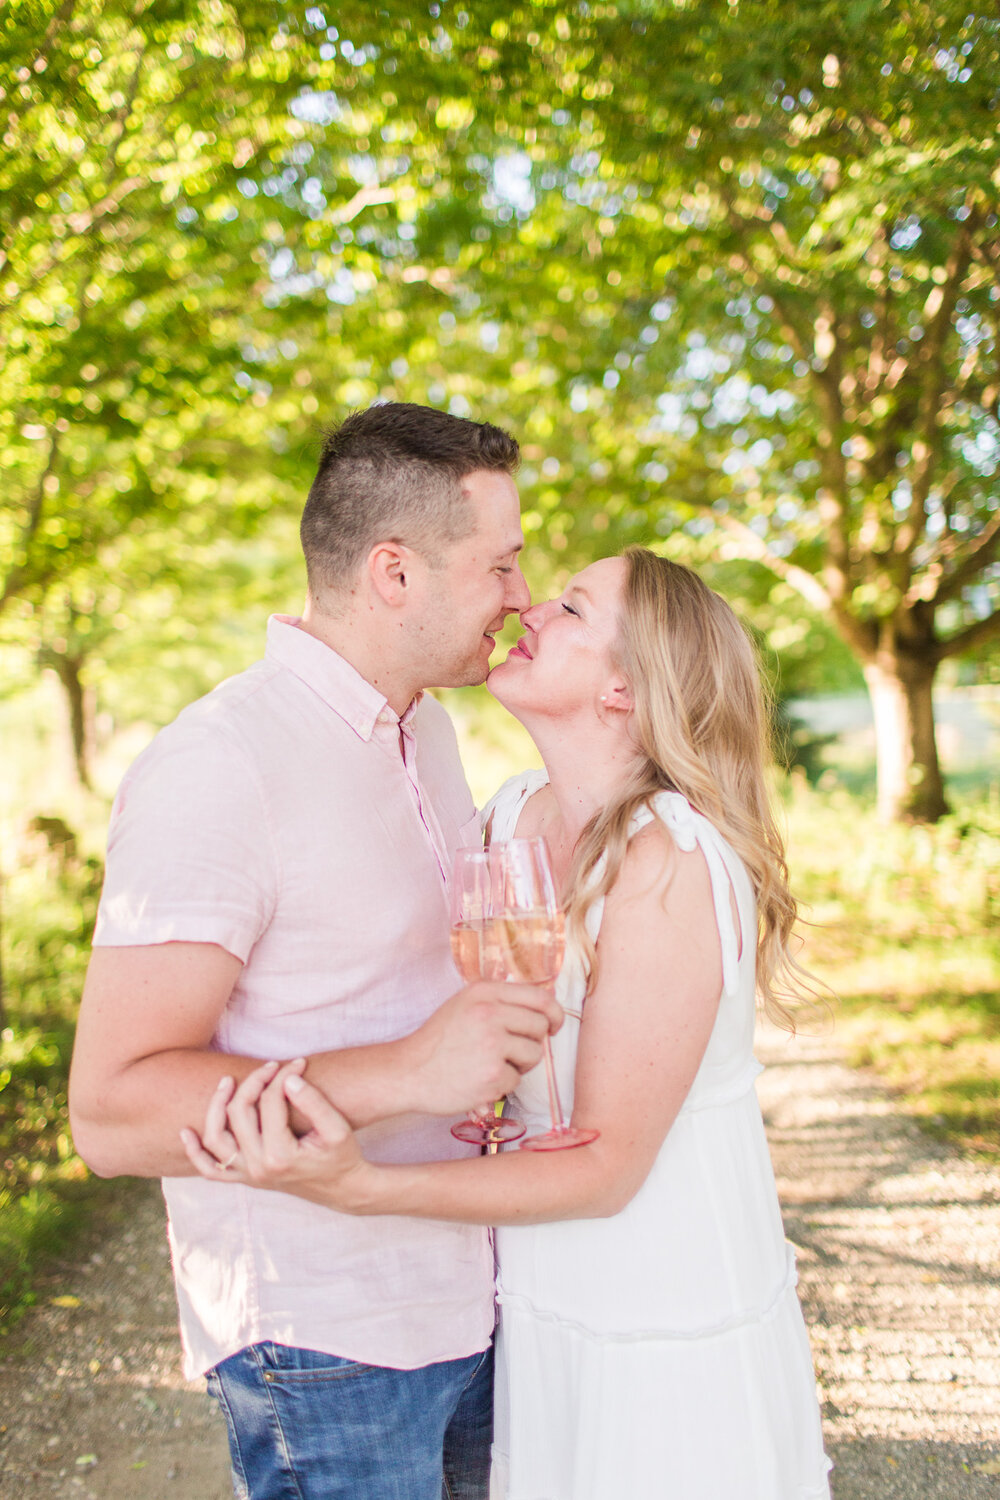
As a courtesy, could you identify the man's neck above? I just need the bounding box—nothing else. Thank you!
[299,599,418,717]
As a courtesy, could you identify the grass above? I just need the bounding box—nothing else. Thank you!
[782,774,1000,1158]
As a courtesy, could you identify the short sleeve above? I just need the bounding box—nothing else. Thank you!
[94,722,278,963]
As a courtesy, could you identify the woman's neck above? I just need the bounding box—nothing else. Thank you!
[529,714,642,850]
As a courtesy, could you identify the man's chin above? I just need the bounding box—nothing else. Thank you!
[430,638,501,691]
[435,658,491,691]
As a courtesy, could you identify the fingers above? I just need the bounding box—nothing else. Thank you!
[225,1059,282,1163]
[182,1062,361,1200]
[498,998,562,1045]
[180,1126,250,1183]
[201,1074,238,1162]
[496,1030,551,1077]
[480,981,564,1036]
[257,1058,306,1152]
[282,1071,353,1147]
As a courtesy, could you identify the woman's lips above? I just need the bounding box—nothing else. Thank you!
[506,640,533,660]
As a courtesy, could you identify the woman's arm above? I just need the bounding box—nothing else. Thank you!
[183,824,727,1225]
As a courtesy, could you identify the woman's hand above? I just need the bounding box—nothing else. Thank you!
[179,1059,374,1212]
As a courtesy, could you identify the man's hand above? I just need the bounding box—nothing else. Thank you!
[401,979,563,1117]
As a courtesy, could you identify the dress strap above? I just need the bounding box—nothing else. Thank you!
[480,768,549,844]
[641,792,744,999]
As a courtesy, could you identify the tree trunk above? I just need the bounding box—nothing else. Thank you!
[862,649,948,823]
[41,650,95,792]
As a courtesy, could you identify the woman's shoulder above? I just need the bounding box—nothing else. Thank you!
[633,790,702,852]
[608,793,715,914]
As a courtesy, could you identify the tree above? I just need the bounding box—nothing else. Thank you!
[6,1,997,821]
[0,0,348,771]
[487,2,1000,820]
[292,0,998,820]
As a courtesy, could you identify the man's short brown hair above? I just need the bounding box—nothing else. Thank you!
[300,402,520,592]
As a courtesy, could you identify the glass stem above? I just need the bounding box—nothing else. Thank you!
[541,1036,565,1132]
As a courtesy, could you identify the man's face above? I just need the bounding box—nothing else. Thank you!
[410,469,530,689]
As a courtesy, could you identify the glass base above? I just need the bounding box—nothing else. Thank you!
[519,1126,599,1152]
[451,1117,526,1146]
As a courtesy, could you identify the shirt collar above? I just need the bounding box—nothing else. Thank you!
[265,615,422,742]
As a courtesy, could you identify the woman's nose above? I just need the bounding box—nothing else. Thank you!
[519,600,551,630]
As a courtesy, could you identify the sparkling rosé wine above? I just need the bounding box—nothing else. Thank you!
[449,915,527,1145]
[449,919,505,984]
[497,910,566,985]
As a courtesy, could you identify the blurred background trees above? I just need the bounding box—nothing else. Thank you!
[3,0,998,818]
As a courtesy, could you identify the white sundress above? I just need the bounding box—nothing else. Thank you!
[487,770,832,1500]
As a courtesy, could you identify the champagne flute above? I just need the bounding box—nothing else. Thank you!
[449,848,526,1146]
[490,837,599,1152]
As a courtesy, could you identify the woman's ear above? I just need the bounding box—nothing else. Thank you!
[599,680,633,715]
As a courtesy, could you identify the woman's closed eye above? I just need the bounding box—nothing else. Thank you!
[561,602,579,617]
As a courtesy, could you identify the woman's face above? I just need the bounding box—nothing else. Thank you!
[488,555,630,723]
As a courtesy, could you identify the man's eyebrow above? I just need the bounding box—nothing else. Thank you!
[496,537,525,559]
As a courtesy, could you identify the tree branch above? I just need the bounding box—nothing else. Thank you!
[715,512,832,613]
[897,223,974,557]
[929,509,1000,606]
[936,605,1000,662]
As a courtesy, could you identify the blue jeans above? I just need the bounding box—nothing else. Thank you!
[207,1340,494,1500]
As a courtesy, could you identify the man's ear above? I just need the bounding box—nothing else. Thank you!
[367,541,414,606]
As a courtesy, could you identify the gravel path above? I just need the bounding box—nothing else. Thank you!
[1,1024,998,1498]
[757,1023,1000,1498]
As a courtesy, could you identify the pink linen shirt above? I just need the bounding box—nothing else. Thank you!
[93,615,494,1379]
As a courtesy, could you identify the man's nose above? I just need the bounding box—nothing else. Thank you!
[505,563,531,614]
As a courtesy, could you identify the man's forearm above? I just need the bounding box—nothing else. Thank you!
[70,1036,425,1180]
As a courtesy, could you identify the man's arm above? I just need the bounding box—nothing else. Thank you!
[69,941,561,1179]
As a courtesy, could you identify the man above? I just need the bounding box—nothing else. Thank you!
[69,403,562,1500]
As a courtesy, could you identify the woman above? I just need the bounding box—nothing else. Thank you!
[184,548,832,1499]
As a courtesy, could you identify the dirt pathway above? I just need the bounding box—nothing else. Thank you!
[1,1025,998,1499]
[757,1023,1000,1498]
[0,1185,230,1498]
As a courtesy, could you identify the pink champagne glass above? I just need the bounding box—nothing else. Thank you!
[449,848,526,1147]
[490,837,599,1152]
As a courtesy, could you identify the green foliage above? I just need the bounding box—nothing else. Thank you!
[0,848,101,1326]
[785,776,1000,1154]
[1,1,311,608]
[6,0,996,814]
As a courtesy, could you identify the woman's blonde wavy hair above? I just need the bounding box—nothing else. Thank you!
[564,546,813,1030]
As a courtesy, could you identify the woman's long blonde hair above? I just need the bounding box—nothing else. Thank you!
[565,546,811,1029]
